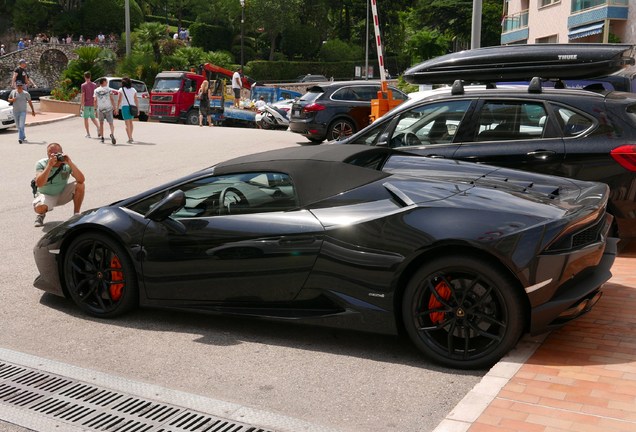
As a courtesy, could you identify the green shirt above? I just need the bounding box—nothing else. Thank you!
[35,158,72,196]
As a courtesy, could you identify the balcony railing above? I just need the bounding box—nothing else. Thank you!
[571,0,628,13]
[502,10,529,33]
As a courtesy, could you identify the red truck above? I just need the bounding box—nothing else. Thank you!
[149,64,253,124]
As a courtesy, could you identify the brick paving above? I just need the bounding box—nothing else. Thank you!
[468,242,636,432]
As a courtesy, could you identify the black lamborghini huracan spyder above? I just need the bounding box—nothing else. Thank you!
[33,145,617,369]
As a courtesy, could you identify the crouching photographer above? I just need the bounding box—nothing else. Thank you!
[33,143,85,227]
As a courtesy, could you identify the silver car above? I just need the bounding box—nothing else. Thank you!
[96,77,150,121]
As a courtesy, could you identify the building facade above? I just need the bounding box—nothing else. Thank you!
[502,0,633,45]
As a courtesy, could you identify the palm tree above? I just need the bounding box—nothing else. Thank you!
[137,22,167,63]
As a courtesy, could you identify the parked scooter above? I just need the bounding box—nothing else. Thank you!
[256,104,290,130]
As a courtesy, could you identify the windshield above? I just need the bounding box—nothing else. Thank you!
[152,79,182,92]
[132,81,147,93]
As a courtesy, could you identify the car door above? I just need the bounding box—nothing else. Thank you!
[453,99,566,176]
[139,172,324,303]
[331,85,378,130]
[358,99,475,159]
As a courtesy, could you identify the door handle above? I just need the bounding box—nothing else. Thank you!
[527,150,556,160]
[279,236,317,245]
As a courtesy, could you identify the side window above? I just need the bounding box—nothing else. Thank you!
[475,101,547,141]
[388,100,472,148]
[331,88,357,101]
[550,104,594,137]
[128,172,298,218]
[184,79,197,93]
[352,86,379,101]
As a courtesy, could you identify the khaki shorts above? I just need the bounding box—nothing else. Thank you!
[33,182,76,211]
[98,108,114,123]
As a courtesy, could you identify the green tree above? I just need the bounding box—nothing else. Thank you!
[405,28,449,63]
[319,39,364,62]
[250,0,303,60]
[412,0,502,48]
[137,21,168,63]
[62,46,111,86]
[81,0,143,38]
[13,0,50,34]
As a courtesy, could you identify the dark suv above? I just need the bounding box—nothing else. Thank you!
[289,81,408,143]
[341,81,636,240]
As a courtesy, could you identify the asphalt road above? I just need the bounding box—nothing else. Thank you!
[0,118,483,432]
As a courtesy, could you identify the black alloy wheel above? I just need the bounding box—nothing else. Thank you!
[402,255,525,369]
[327,119,355,141]
[63,233,138,318]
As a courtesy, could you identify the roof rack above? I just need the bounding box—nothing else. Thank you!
[451,80,464,95]
[528,77,542,94]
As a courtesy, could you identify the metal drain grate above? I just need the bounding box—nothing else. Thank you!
[0,362,274,432]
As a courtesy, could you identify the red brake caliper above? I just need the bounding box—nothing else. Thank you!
[428,280,451,324]
[109,256,124,301]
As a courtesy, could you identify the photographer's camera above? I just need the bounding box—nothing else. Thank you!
[55,153,65,162]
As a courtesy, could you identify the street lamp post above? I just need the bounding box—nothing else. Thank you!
[240,0,245,70]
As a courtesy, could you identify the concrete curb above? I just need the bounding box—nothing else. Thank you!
[26,114,76,127]
[432,333,548,432]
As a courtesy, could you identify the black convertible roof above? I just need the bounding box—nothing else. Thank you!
[214,145,394,206]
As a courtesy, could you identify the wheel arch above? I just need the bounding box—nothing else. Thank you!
[57,224,142,299]
[327,114,357,129]
[392,244,531,336]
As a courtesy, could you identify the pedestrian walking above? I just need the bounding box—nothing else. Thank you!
[197,80,212,127]
[94,77,118,145]
[11,59,36,90]
[32,143,85,227]
[80,71,99,138]
[117,77,138,143]
[17,38,25,50]
[7,81,35,144]
[0,44,5,56]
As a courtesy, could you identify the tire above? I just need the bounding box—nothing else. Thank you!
[138,113,148,122]
[402,255,525,369]
[308,137,324,144]
[185,109,199,125]
[63,233,138,318]
[327,119,355,141]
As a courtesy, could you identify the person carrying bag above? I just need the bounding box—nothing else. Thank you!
[117,77,138,143]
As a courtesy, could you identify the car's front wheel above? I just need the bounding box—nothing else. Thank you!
[402,255,525,369]
[185,109,199,125]
[63,233,138,318]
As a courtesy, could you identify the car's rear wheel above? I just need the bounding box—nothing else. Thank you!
[63,233,138,318]
[402,255,525,369]
[327,119,355,141]
[308,137,324,144]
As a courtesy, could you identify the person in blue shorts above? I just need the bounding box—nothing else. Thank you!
[117,77,138,143]
[80,71,99,138]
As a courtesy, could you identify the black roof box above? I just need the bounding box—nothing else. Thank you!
[403,43,635,85]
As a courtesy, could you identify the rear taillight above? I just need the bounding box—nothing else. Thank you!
[303,103,326,113]
[110,90,118,96]
[610,145,636,171]
[141,93,149,99]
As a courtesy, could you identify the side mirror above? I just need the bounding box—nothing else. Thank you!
[145,190,186,222]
